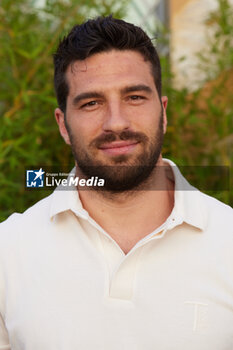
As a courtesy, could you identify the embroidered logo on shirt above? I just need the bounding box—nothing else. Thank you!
[185,301,208,331]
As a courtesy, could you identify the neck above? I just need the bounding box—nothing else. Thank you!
[77,158,174,254]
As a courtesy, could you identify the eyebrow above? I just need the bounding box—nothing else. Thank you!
[121,84,153,95]
[72,84,153,106]
[72,92,104,106]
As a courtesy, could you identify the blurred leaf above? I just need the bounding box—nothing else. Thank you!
[0,0,130,221]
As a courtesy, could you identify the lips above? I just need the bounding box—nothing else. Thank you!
[98,140,139,155]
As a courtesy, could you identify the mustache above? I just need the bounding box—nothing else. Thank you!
[91,130,149,148]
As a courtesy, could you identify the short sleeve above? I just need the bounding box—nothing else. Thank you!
[0,313,10,349]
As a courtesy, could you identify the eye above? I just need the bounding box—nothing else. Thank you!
[130,95,145,100]
[127,95,147,104]
[80,100,98,109]
[87,100,97,106]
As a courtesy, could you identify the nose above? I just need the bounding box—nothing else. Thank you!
[102,100,130,134]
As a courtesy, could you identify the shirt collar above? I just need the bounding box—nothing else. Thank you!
[50,160,207,231]
[49,167,89,220]
[163,158,207,231]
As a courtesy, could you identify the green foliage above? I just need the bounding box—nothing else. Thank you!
[0,0,232,222]
[162,0,233,206]
[0,0,128,221]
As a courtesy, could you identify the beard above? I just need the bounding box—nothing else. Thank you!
[65,110,164,193]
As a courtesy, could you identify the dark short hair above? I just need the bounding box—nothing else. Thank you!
[53,15,162,112]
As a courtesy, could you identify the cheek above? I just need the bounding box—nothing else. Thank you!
[70,120,99,146]
[133,107,159,133]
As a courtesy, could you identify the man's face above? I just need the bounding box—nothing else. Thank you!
[55,50,168,192]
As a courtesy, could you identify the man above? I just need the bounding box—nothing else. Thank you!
[0,15,232,350]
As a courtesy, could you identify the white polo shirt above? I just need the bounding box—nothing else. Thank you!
[0,160,233,350]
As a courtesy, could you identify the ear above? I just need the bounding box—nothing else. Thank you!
[54,108,71,145]
[161,96,168,134]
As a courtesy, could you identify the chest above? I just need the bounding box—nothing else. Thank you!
[4,228,233,350]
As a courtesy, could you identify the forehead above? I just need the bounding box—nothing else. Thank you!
[65,50,156,95]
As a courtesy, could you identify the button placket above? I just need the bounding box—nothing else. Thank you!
[109,248,142,300]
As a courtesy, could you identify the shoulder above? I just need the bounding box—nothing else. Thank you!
[196,191,233,250]
[200,191,233,225]
[0,194,53,245]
